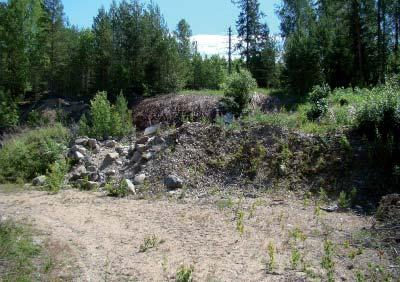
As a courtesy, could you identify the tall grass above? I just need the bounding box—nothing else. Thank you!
[0,124,69,182]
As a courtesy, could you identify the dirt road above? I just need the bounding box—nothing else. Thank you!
[0,188,391,281]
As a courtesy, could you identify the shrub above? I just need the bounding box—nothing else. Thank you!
[27,110,50,128]
[0,124,69,182]
[307,84,330,121]
[0,88,19,130]
[356,83,400,169]
[46,158,69,193]
[79,91,134,139]
[222,69,257,116]
[176,265,194,282]
[105,180,129,197]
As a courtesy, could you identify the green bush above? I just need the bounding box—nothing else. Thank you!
[222,69,257,116]
[356,83,400,168]
[79,91,134,139]
[0,88,19,130]
[307,84,330,121]
[0,124,69,182]
[46,158,69,193]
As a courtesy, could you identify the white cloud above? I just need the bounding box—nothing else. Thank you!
[190,34,240,58]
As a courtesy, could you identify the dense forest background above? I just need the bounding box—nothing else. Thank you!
[0,0,400,127]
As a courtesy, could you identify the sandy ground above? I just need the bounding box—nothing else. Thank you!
[0,188,395,281]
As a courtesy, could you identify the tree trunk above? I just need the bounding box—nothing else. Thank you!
[353,0,364,84]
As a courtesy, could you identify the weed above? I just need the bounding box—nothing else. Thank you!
[289,227,307,242]
[139,234,165,253]
[266,241,276,272]
[338,188,357,209]
[290,247,302,270]
[46,158,69,193]
[318,188,329,204]
[321,239,335,282]
[348,247,363,259]
[236,210,245,236]
[106,179,130,197]
[339,135,352,152]
[355,270,365,282]
[176,264,194,282]
[216,198,234,210]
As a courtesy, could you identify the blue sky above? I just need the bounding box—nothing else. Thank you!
[63,0,282,56]
[64,0,282,35]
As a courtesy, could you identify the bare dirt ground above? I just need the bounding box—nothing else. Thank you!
[0,188,396,281]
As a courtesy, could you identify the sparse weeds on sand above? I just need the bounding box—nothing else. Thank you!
[139,234,165,253]
[248,198,266,219]
[290,246,302,270]
[176,264,194,282]
[289,227,307,242]
[321,239,335,282]
[265,241,276,273]
[236,210,245,236]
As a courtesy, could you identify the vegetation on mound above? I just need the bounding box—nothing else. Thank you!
[79,92,134,140]
[0,220,52,281]
[0,124,69,183]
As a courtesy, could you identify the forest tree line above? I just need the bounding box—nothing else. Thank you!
[0,0,399,109]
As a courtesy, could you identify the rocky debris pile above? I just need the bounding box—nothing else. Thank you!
[63,124,185,194]
[376,194,400,224]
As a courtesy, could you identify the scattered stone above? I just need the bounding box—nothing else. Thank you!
[136,136,149,145]
[92,144,100,154]
[133,174,146,185]
[116,160,123,166]
[73,151,85,161]
[86,165,98,173]
[75,138,88,146]
[320,204,339,213]
[123,179,136,194]
[147,136,165,146]
[32,175,46,186]
[149,145,162,153]
[104,153,119,164]
[164,175,183,189]
[106,140,118,148]
[135,144,148,153]
[106,170,116,177]
[89,172,99,182]
[223,112,234,124]
[142,152,153,161]
[144,124,161,136]
[131,151,142,163]
[87,138,98,149]
[70,165,87,181]
[70,145,88,156]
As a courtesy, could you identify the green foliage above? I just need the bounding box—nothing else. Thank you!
[290,247,302,270]
[105,179,129,197]
[266,241,276,272]
[0,88,19,130]
[222,69,257,116]
[321,240,335,282]
[0,220,41,281]
[176,265,194,282]
[79,91,134,139]
[46,158,68,193]
[139,235,164,253]
[307,84,330,121]
[236,210,245,235]
[190,54,228,90]
[0,124,69,182]
[27,110,50,127]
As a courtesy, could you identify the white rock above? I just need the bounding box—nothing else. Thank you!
[106,140,118,148]
[75,138,88,146]
[133,174,146,185]
[144,124,161,136]
[123,179,136,194]
[32,175,46,186]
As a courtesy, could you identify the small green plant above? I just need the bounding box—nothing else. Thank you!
[307,84,330,121]
[176,264,194,282]
[290,247,302,270]
[46,158,68,193]
[79,91,134,139]
[27,110,50,127]
[318,188,329,204]
[321,239,335,282]
[338,188,357,209]
[221,69,257,116]
[216,198,234,210]
[355,270,365,282]
[106,180,129,197]
[289,227,307,242]
[236,210,245,236]
[139,234,164,253]
[339,135,352,151]
[266,241,276,272]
